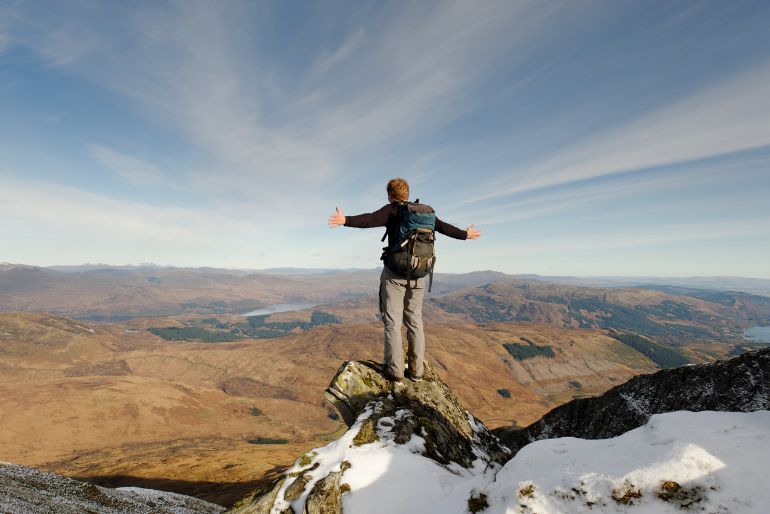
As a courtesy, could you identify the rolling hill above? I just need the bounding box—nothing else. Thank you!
[0,312,658,505]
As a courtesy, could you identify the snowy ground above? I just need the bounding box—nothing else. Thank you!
[274,409,770,514]
[483,410,770,513]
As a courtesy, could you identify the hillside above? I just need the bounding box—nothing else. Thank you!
[0,265,509,320]
[0,265,379,320]
[0,312,657,505]
[232,348,770,513]
[428,280,770,345]
[4,266,769,346]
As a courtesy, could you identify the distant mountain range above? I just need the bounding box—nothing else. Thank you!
[3,262,769,292]
[2,264,768,320]
[0,265,506,320]
[519,273,770,297]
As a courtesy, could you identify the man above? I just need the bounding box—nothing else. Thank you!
[328,178,481,382]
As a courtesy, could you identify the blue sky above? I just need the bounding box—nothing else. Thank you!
[1,0,769,277]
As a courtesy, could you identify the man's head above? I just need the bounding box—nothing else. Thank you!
[387,178,409,202]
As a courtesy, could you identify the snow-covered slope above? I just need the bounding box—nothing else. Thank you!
[232,351,770,514]
[484,410,770,513]
[272,403,500,514]
[243,408,770,514]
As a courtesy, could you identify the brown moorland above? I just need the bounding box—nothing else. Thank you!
[0,311,659,506]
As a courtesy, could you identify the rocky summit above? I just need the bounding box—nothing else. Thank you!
[228,348,770,514]
[324,360,509,468]
[228,360,510,513]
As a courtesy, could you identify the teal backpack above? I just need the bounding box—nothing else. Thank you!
[381,200,437,292]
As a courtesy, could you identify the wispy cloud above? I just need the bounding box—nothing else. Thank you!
[463,61,770,204]
[36,24,99,67]
[304,27,366,85]
[0,178,269,266]
[0,179,226,240]
[486,218,770,257]
[7,1,574,205]
[4,1,769,274]
[460,152,770,226]
[0,25,10,54]
[89,145,164,187]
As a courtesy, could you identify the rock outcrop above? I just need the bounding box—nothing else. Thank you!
[228,360,509,513]
[0,462,225,514]
[494,346,770,453]
[230,348,770,513]
[325,360,509,467]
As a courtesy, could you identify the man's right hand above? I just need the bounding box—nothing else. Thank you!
[328,207,346,227]
[466,225,482,239]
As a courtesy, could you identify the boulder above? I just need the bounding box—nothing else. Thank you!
[233,359,510,513]
[326,360,509,467]
[303,471,343,514]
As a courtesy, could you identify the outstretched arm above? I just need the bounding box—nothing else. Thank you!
[435,218,482,240]
[335,204,392,228]
[328,207,346,227]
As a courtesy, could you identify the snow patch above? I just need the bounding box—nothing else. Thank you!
[483,410,770,513]
[267,410,769,513]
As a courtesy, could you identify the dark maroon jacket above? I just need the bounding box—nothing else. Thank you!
[344,202,467,248]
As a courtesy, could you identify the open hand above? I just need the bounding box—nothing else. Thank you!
[328,207,346,227]
[466,225,481,239]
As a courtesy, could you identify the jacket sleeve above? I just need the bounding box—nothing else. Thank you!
[344,204,393,228]
[435,218,468,240]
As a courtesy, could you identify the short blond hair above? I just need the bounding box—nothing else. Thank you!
[387,178,409,202]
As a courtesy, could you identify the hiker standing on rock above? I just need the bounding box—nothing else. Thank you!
[328,178,481,382]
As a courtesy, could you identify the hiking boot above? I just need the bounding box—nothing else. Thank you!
[405,371,423,383]
[380,365,403,383]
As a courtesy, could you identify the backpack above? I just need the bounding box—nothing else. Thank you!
[381,200,437,292]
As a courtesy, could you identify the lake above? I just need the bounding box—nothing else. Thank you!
[242,302,320,317]
[744,326,770,343]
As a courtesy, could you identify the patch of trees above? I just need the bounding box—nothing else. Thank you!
[311,311,342,325]
[566,299,713,342]
[642,300,696,320]
[179,300,229,313]
[608,331,689,368]
[503,340,555,360]
[432,294,514,322]
[247,437,288,444]
[149,310,341,343]
[148,326,238,342]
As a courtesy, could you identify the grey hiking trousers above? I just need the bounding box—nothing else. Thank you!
[379,266,425,380]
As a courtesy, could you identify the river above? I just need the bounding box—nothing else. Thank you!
[242,302,321,317]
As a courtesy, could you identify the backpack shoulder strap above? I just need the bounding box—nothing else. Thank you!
[381,201,408,242]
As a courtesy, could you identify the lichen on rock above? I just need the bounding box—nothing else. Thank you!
[227,478,285,514]
[233,359,510,513]
[326,360,509,468]
[303,471,343,514]
[352,418,379,446]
